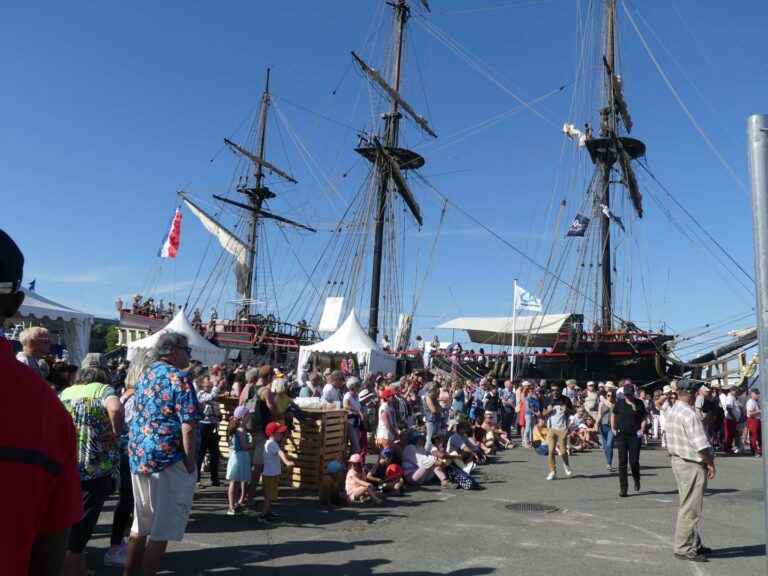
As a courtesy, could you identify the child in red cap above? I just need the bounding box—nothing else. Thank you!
[259,422,293,522]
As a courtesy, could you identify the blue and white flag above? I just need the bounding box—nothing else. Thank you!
[514,284,542,312]
[566,213,590,237]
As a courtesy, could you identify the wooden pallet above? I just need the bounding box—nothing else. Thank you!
[278,408,347,491]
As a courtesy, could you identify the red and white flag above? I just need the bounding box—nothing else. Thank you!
[158,208,182,258]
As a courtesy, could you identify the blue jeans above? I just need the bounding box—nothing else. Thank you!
[599,424,614,466]
[426,419,442,443]
[524,415,535,444]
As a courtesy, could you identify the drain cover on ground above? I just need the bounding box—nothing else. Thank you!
[505,503,560,513]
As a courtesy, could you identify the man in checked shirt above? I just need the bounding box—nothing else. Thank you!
[664,378,717,563]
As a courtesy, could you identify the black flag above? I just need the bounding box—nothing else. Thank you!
[566,213,590,237]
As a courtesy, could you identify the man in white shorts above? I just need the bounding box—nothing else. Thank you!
[125,332,199,575]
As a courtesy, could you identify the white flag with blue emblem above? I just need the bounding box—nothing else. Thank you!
[514,284,542,312]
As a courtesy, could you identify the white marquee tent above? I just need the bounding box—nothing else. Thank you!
[11,288,94,367]
[127,308,227,366]
[298,310,396,375]
[437,314,573,348]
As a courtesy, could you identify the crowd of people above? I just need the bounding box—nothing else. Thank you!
[0,226,763,573]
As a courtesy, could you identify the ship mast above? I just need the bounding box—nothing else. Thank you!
[368,0,408,341]
[598,0,617,331]
[243,69,272,316]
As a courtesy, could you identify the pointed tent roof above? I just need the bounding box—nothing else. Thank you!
[302,310,381,354]
[127,308,227,366]
[298,310,396,375]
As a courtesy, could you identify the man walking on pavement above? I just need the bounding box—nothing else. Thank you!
[542,381,573,480]
[664,379,716,563]
[611,382,646,497]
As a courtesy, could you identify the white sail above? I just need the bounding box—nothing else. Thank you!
[182,196,250,297]
[351,52,437,139]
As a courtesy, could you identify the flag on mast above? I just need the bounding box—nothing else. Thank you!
[158,208,182,258]
[514,284,542,312]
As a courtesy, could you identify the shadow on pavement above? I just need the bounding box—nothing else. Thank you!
[161,551,496,576]
[709,543,766,558]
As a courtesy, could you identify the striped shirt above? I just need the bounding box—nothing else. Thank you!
[665,400,711,463]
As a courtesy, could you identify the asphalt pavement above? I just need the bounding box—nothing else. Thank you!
[87,440,767,575]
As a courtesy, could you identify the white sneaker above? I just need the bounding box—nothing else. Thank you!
[546,471,556,481]
[104,543,128,567]
[563,464,573,477]
[462,462,476,474]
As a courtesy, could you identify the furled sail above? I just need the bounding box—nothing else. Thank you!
[351,51,437,139]
[182,196,250,297]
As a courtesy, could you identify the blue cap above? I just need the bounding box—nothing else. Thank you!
[327,460,344,474]
[380,448,394,459]
[408,429,425,443]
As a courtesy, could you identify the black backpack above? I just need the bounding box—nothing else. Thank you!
[243,384,270,434]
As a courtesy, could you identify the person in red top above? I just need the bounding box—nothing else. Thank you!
[0,229,83,575]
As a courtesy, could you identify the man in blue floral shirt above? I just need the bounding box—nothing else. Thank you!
[125,332,199,576]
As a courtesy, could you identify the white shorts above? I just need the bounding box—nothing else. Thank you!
[131,460,197,541]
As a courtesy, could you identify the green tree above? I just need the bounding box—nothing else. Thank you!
[106,325,120,352]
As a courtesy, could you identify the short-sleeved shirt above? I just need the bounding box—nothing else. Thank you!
[368,461,387,481]
[542,395,573,430]
[747,398,761,420]
[322,383,343,405]
[0,336,82,575]
[447,432,471,454]
[263,438,281,476]
[59,382,119,481]
[129,361,199,475]
[612,397,647,434]
[666,400,712,462]
[524,396,539,416]
[499,388,515,413]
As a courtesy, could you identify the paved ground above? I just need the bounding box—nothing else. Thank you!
[87,441,766,575]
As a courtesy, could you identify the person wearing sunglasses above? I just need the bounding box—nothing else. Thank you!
[124,332,199,576]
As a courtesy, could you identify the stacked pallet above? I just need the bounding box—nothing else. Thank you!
[279,408,347,491]
[218,396,239,459]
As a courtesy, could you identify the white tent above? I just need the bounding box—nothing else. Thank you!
[437,314,573,347]
[127,308,227,366]
[298,310,396,375]
[12,288,94,367]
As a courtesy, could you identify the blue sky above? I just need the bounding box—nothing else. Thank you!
[1,0,766,357]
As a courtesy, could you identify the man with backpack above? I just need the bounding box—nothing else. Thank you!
[241,365,279,507]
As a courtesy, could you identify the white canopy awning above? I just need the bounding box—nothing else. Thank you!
[127,308,227,366]
[12,288,94,367]
[437,314,573,348]
[299,310,396,375]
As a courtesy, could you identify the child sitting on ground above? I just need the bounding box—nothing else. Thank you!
[319,460,347,509]
[346,454,383,504]
[366,448,405,494]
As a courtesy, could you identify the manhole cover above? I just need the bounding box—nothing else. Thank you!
[505,503,560,513]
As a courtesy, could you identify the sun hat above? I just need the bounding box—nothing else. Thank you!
[605,382,616,390]
[233,406,254,420]
[587,381,596,388]
[348,453,362,464]
[662,384,672,394]
[265,422,288,436]
[359,389,373,403]
[327,460,344,474]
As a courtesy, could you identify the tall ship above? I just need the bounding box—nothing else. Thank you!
[117,0,440,370]
[437,0,757,387]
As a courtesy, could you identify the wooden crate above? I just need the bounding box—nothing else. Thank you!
[217,396,240,459]
[279,408,347,491]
